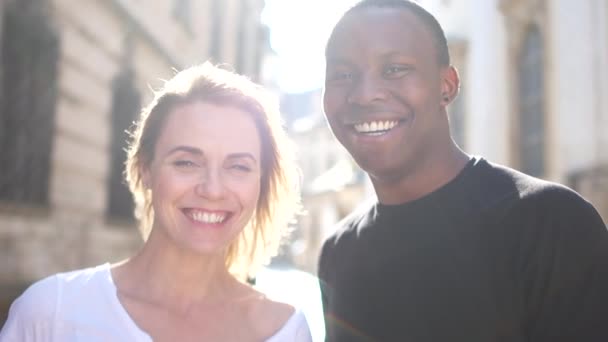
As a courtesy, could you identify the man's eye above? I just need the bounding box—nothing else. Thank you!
[383,65,411,77]
[328,71,354,82]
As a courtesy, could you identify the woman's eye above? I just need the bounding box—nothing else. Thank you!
[173,160,197,168]
[231,164,252,172]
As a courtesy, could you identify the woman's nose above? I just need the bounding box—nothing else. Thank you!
[194,170,226,200]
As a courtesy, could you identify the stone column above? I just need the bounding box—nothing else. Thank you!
[467,0,510,164]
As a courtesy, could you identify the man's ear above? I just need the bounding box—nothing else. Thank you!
[440,66,460,106]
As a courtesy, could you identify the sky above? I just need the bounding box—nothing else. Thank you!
[261,0,358,94]
[260,0,442,94]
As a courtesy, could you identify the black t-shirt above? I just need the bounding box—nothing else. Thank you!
[318,157,608,342]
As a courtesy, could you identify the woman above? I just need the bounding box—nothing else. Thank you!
[0,63,311,341]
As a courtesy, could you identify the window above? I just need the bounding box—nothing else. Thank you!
[517,25,545,177]
[0,0,59,205]
[172,0,192,33]
[235,0,249,74]
[106,68,140,221]
[209,0,223,62]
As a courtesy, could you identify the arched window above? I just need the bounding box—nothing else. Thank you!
[106,67,140,221]
[0,0,59,205]
[235,0,249,74]
[172,0,192,33]
[517,25,545,177]
[209,0,223,62]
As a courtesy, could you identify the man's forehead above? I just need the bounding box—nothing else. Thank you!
[326,8,433,56]
[331,8,430,41]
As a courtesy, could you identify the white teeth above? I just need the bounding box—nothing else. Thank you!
[354,120,398,133]
[370,122,378,131]
[191,211,225,223]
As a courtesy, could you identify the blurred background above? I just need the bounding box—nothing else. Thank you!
[0,0,607,337]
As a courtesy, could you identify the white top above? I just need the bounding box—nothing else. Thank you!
[0,264,312,341]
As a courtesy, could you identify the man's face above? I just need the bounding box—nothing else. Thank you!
[323,8,453,183]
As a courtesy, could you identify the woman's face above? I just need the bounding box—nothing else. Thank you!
[143,101,262,256]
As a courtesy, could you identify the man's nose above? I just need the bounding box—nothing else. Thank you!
[347,75,390,105]
[195,170,226,200]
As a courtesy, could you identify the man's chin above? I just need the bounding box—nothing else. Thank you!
[359,162,398,180]
[359,158,411,183]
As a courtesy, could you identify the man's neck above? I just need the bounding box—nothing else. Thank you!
[372,147,470,205]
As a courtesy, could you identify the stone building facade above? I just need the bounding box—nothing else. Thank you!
[430,0,608,221]
[0,0,267,324]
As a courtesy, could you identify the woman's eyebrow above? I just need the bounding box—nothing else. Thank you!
[164,145,203,158]
[227,153,258,163]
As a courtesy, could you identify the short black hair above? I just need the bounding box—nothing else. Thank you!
[344,0,450,65]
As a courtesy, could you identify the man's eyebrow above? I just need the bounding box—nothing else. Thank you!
[164,145,203,158]
[381,51,415,60]
[325,57,352,66]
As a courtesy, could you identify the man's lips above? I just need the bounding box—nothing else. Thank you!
[352,119,399,134]
[345,118,410,136]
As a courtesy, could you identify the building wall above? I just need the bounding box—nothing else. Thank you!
[548,0,608,218]
[434,0,608,221]
[0,0,266,323]
[546,0,595,180]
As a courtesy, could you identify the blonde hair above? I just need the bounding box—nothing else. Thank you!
[125,62,301,279]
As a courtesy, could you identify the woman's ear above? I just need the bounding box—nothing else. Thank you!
[141,163,152,190]
[440,65,460,106]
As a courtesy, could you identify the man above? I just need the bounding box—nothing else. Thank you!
[317,0,608,341]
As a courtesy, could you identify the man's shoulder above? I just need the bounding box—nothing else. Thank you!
[475,158,602,220]
[326,197,376,242]
[469,158,574,205]
[318,198,376,278]
[481,159,577,197]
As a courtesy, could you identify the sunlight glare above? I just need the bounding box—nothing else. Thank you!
[261,0,358,93]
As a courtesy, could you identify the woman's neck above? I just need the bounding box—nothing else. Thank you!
[112,230,246,314]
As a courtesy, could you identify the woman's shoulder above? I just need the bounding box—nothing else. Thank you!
[248,294,312,341]
[7,264,110,322]
[10,273,61,319]
[54,263,111,288]
[0,264,110,339]
[0,274,59,340]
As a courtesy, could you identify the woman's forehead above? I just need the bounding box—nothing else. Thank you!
[155,102,262,158]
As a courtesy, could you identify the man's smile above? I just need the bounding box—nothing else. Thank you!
[351,119,411,136]
[353,120,399,134]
